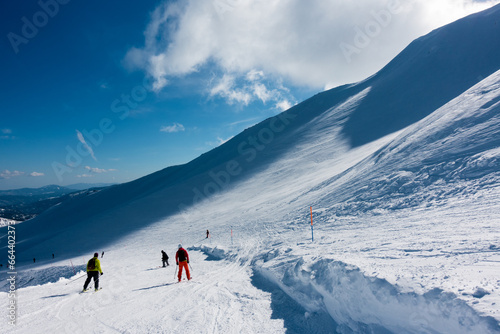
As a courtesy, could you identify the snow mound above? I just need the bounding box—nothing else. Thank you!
[259,258,500,334]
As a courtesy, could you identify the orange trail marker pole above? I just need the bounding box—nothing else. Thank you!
[310,206,314,242]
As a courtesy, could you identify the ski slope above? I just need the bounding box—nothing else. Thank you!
[2,4,500,334]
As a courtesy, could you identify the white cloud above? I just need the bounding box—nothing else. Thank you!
[30,172,44,177]
[0,170,24,179]
[76,174,94,178]
[1,129,12,134]
[275,100,293,111]
[160,123,186,133]
[127,0,499,96]
[209,72,296,108]
[246,70,265,82]
[76,130,97,161]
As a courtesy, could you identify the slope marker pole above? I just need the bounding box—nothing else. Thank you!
[70,260,76,275]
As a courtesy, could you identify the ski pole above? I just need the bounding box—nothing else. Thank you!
[188,263,193,272]
[174,265,178,280]
[65,273,86,285]
[91,273,101,289]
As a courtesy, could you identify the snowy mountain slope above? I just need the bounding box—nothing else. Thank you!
[10,4,500,262]
[306,69,500,214]
[1,4,500,334]
[142,70,500,330]
[343,3,500,147]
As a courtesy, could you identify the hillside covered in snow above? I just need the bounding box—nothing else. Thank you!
[1,4,500,334]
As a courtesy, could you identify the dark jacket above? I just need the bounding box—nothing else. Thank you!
[161,251,169,260]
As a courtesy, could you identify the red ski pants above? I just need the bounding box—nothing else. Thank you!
[178,261,191,281]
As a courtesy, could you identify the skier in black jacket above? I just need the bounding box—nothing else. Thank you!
[161,250,169,267]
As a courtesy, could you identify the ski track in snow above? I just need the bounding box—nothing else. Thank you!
[3,250,286,334]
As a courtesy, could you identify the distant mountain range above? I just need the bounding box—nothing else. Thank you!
[0,183,115,221]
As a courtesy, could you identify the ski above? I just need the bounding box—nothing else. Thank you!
[80,287,102,294]
[176,277,195,283]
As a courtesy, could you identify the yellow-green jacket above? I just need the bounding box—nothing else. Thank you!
[87,257,103,274]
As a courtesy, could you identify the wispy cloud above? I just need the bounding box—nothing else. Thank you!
[227,117,262,128]
[99,81,110,90]
[160,123,185,133]
[76,174,94,178]
[206,136,233,148]
[210,74,252,106]
[0,170,24,179]
[30,172,44,177]
[76,130,97,161]
[1,128,15,140]
[84,166,117,173]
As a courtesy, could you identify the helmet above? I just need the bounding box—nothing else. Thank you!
[94,252,99,257]
[178,244,182,249]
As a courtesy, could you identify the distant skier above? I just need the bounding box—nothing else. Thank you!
[175,245,191,282]
[161,250,169,267]
[206,229,210,238]
[52,253,54,259]
[83,252,104,292]
[102,251,104,258]
[33,258,35,263]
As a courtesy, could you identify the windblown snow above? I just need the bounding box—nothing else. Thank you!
[2,4,500,334]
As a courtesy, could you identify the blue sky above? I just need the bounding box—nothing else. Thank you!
[1,0,497,190]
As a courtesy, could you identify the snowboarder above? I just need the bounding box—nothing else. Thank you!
[83,252,103,292]
[175,244,190,282]
[206,229,210,238]
[161,250,169,267]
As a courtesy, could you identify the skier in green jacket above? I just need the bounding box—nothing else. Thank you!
[83,252,103,292]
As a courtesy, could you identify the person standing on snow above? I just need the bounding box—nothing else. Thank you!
[206,229,210,238]
[83,252,103,292]
[175,245,191,282]
[161,250,169,267]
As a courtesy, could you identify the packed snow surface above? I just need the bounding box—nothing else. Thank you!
[2,4,500,334]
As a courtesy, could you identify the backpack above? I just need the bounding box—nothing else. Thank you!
[88,258,96,270]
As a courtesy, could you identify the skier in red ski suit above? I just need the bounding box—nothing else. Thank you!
[175,244,191,282]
